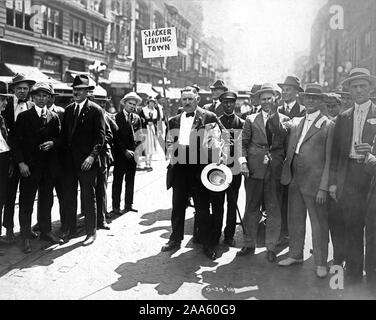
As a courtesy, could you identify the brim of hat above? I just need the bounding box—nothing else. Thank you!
[277,83,304,92]
[299,92,325,98]
[254,88,277,97]
[341,75,376,86]
[122,96,142,105]
[71,85,95,90]
[9,80,36,88]
[200,163,233,192]
[31,88,53,95]
[210,86,228,90]
[0,93,13,97]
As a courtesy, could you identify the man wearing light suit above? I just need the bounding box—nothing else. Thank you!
[238,83,290,262]
[278,84,334,279]
[329,68,376,284]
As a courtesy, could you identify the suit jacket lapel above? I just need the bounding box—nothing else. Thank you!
[362,102,376,143]
[301,113,323,144]
[192,107,204,130]
[293,117,305,148]
[255,112,266,138]
[77,101,90,127]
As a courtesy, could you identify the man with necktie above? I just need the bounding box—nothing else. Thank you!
[1,73,35,243]
[279,84,334,279]
[12,83,63,253]
[111,92,142,216]
[238,83,290,262]
[241,84,262,120]
[203,80,228,117]
[60,74,105,246]
[329,68,376,284]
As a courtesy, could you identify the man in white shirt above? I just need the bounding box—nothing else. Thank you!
[279,84,334,279]
[329,67,376,284]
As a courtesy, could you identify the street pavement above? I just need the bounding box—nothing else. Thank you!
[0,149,375,300]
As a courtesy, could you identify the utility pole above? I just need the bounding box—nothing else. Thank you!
[134,27,138,92]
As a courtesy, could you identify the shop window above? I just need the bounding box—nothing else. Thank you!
[41,5,62,39]
[70,16,86,46]
[92,24,104,51]
[6,0,33,31]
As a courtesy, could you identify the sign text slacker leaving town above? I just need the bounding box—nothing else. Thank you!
[141,27,178,59]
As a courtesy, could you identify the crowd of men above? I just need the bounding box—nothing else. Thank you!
[1,67,376,291]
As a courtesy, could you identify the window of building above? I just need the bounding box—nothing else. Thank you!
[40,5,62,39]
[90,0,104,14]
[92,24,104,51]
[70,16,86,46]
[6,0,33,31]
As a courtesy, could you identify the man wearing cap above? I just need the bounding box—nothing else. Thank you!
[238,83,290,262]
[12,82,63,253]
[329,67,376,283]
[212,91,245,247]
[162,86,224,260]
[1,73,36,243]
[0,82,12,253]
[278,83,334,279]
[203,80,228,117]
[241,84,262,120]
[60,74,105,246]
[111,92,142,216]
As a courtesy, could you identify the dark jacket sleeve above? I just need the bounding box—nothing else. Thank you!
[89,104,106,159]
[12,112,26,164]
[329,114,342,187]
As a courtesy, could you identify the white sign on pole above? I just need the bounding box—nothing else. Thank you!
[141,27,178,59]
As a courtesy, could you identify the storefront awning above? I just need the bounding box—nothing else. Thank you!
[152,86,182,99]
[4,63,59,83]
[136,83,157,97]
[108,70,131,88]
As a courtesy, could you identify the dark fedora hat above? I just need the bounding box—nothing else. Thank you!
[278,76,304,92]
[209,80,228,91]
[9,73,36,90]
[219,90,237,102]
[71,74,95,90]
[0,81,12,97]
[299,83,325,98]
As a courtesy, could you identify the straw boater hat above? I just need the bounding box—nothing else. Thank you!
[299,83,325,99]
[0,81,12,97]
[71,74,95,91]
[121,92,142,105]
[9,73,36,91]
[341,67,376,87]
[201,163,233,192]
[278,76,304,92]
[254,83,278,98]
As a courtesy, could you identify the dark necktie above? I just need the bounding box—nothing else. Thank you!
[186,112,194,118]
[40,108,47,127]
[71,104,80,136]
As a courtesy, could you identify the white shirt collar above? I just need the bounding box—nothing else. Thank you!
[285,101,296,110]
[305,110,321,121]
[261,110,269,119]
[355,100,372,112]
[34,105,47,117]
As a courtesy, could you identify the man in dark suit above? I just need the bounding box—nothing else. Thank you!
[238,83,290,262]
[211,91,244,247]
[277,76,306,118]
[111,92,142,216]
[162,86,224,260]
[279,84,334,279]
[203,80,228,117]
[60,75,105,246]
[1,73,36,243]
[12,83,64,253]
[329,67,376,283]
[0,82,12,253]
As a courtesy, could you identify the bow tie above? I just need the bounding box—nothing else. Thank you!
[186,112,195,118]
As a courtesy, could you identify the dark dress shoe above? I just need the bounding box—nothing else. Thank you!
[236,246,255,257]
[83,234,96,246]
[123,207,138,213]
[22,239,32,254]
[266,250,277,263]
[110,208,122,216]
[32,224,40,233]
[30,230,39,238]
[61,229,77,242]
[203,246,217,260]
[40,232,64,245]
[192,236,202,244]
[224,238,236,247]
[161,241,181,252]
[97,222,110,230]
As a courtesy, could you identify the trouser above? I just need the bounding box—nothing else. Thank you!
[288,155,329,266]
[243,169,282,251]
[3,165,20,230]
[365,192,376,284]
[340,160,371,279]
[327,197,345,264]
[210,174,242,244]
[0,152,10,234]
[169,163,212,246]
[19,169,54,239]
[112,158,137,210]
[63,167,97,236]
[280,185,289,237]
[96,166,108,226]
